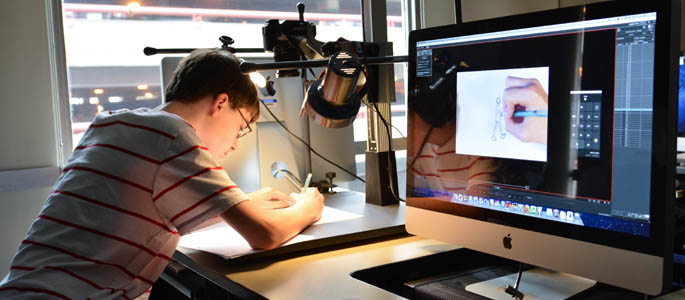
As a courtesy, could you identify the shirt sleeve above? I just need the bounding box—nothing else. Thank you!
[152,127,248,235]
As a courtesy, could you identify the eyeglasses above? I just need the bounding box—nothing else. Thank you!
[236,109,252,138]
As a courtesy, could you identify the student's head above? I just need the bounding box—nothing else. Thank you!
[165,49,260,159]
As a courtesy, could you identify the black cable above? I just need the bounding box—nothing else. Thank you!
[372,102,404,202]
[295,46,320,79]
[367,100,406,139]
[259,100,366,183]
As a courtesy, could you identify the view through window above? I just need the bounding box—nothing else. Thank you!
[62,0,407,195]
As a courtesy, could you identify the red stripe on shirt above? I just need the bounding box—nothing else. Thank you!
[63,167,152,194]
[170,185,238,223]
[0,287,71,300]
[432,149,455,156]
[10,266,35,271]
[90,120,175,139]
[468,172,495,181]
[437,157,492,172]
[417,154,434,159]
[412,167,440,178]
[160,145,209,164]
[75,144,160,164]
[44,266,131,300]
[21,240,155,285]
[153,167,224,202]
[37,215,171,261]
[74,144,209,166]
[52,190,178,235]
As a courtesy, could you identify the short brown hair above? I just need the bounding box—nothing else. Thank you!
[165,49,259,121]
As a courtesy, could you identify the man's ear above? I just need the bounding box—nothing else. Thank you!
[210,93,230,116]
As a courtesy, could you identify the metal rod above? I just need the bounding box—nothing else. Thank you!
[279,169,303,185]
[239,55,409,73]
[230,47,266,53]
[514,264,523,289]
[281,171,302,192]
[301,70,313,175]
[143,46,264,56]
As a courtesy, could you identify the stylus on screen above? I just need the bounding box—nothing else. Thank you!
[512,110,548,118]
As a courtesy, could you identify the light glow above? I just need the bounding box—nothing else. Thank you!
[108,96,123,103]
[249,72,267,88]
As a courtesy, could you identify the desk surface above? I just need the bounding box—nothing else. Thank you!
[170,191,685,299]
[176,235,457,299]
[173,190,424,299]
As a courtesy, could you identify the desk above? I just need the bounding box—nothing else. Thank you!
[167,190,427,299]
[170,235,456,299]
[163,191,685,299]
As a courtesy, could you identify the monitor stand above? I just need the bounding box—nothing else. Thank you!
[465,268,596,300]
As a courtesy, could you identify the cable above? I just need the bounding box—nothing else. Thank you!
[365,99,406,139]
[372,102,404,202]
[295,46,320,79]
[259,100,366,183]
[389,123,406,139]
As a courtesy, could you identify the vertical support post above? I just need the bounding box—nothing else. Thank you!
[301,60,312,174]
[303,96,312,174]
[362,0,399,206]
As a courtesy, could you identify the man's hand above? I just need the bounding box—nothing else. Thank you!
[502,76,548,144]
[290,188,324,224]
[222,187,325,250]
[247,187,295,210]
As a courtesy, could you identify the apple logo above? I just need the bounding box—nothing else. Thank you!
[503,234,513,249]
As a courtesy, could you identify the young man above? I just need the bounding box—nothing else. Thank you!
[0,49,324,299]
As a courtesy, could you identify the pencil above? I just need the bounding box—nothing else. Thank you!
[513,110,548,118]
[302,173,312,193]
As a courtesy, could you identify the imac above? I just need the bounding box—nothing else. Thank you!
[678,53,685,153]
[406,0,678,297]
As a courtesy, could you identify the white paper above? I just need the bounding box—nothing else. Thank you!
[455,67,549,162]
[178,206,363,259]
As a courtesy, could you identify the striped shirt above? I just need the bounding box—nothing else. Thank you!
[0,108,248,299]
[410,137,496,197]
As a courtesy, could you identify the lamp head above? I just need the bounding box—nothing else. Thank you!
[300,51,365,128]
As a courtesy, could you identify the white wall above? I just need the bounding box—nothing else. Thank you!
[0,0,62,277]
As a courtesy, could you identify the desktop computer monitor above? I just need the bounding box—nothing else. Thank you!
[406,0,679,296]
[678,53,685,152]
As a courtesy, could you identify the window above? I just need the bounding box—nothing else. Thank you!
[62,0,375,146]
[62,0,407,197]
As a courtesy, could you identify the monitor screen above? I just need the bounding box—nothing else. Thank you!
[677,54,685,152]
[406,1,677,295]
[679,54,685,135]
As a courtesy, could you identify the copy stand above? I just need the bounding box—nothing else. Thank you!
[466,267,596,300]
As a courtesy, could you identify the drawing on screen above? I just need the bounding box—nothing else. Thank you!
[455,67,549,162]
[492,97,506,141]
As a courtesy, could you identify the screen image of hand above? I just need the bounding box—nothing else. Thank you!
[502,76,548,144]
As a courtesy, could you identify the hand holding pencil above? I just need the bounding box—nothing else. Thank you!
[289,173,324,223]
[502,76,549,144]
